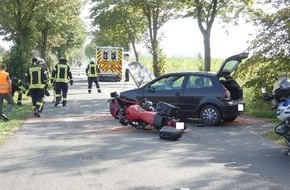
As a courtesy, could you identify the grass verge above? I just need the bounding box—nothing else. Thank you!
[244,95,286,146]
[0,103,32,146]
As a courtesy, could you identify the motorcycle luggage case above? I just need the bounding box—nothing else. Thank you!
[155,101,179,117]
[159,126,182,141]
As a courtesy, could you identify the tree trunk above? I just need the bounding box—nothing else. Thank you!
[130,37,139,62]
[152,48,159,76]
[40,29,48,60]
[203,32,211,71]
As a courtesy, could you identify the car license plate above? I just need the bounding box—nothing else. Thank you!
[176,122,184,129]
[238,104,244,111]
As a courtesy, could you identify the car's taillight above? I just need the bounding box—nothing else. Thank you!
[224,88,231,100]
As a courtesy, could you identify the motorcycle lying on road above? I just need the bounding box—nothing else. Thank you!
[108,91,186,140]
[262,75,290,155]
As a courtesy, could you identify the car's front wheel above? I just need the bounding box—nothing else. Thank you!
[200,105,221,126]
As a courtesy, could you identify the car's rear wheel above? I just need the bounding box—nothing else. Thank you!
[200,105,221,126]
[223,116,238,122]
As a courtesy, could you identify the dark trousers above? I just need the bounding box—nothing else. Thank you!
[88,77,100,92]
[125,69,129,81]
[0,93,15,115]
[55,82,68,103]
[30,89,44,111]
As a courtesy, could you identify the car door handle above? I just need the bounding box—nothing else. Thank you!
[175,93,181,96]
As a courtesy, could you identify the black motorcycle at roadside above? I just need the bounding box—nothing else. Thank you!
[262,75,290,155]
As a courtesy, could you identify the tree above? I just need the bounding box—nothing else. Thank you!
[0,0,41,79]
[90,0,182,76]
[35,0,87,62]
[130,0,182,76]
[90,0,146,62]
[236,1,290,99]
[182,0,252,71]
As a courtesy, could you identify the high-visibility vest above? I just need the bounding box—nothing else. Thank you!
[29,66,45,89]
[0,71,10,93]
[55,64,69,83]
[87,64,98,77]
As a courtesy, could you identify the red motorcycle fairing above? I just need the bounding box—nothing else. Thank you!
[109,99,119,118]
[125,105,155,124]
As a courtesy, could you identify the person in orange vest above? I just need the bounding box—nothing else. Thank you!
[0,64,15,121]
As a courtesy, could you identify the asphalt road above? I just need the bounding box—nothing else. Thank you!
[1,66,290,190]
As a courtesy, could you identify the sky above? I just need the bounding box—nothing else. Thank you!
[0,3,257,59]
[150,18,255,58]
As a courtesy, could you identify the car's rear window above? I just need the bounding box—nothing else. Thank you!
[186,76,212,89]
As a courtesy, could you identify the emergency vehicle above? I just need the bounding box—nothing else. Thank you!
[96,46,124,82]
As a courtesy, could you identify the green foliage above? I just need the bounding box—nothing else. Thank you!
[243,87,277,118]
[90,0,183,76]
[0,0,86,78]
[235,4,290,99]
[264,130,286,146]
[138,56,223,74]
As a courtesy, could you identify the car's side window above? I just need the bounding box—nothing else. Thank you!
[186,76,212,89]
[150,75,185,91]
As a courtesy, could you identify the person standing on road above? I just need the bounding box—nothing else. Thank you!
[123,53,130,82]
[85,61,101,93]
[0,64,14,121]
[54,58,73,107]
[26,58,48,117]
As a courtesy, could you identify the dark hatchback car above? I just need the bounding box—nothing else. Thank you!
[120,53,249,125]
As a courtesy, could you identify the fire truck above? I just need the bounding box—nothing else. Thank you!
[96,46,124,82]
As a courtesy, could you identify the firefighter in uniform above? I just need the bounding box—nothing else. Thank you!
[85,61,101,93]
[0,64,14,121]
[54,58,73,107]
[11,77,26,106]
[26,58,48,117]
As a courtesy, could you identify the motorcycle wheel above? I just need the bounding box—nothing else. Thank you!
[275,123,287,136]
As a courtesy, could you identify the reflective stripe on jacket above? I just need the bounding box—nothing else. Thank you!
[28,66,46,89]
[55,64,69,83]
[0,71,10,93]
[87,64,98,77]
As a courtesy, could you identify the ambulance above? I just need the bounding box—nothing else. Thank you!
[96,46,124,82]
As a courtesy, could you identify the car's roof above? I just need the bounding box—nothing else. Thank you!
[160,71,217,77]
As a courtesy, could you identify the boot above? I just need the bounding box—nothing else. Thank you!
[88,90,91,94]
[34,110,40,117]
[1,113,9,121]
[62,101,67,107]
[98,89,101,93]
